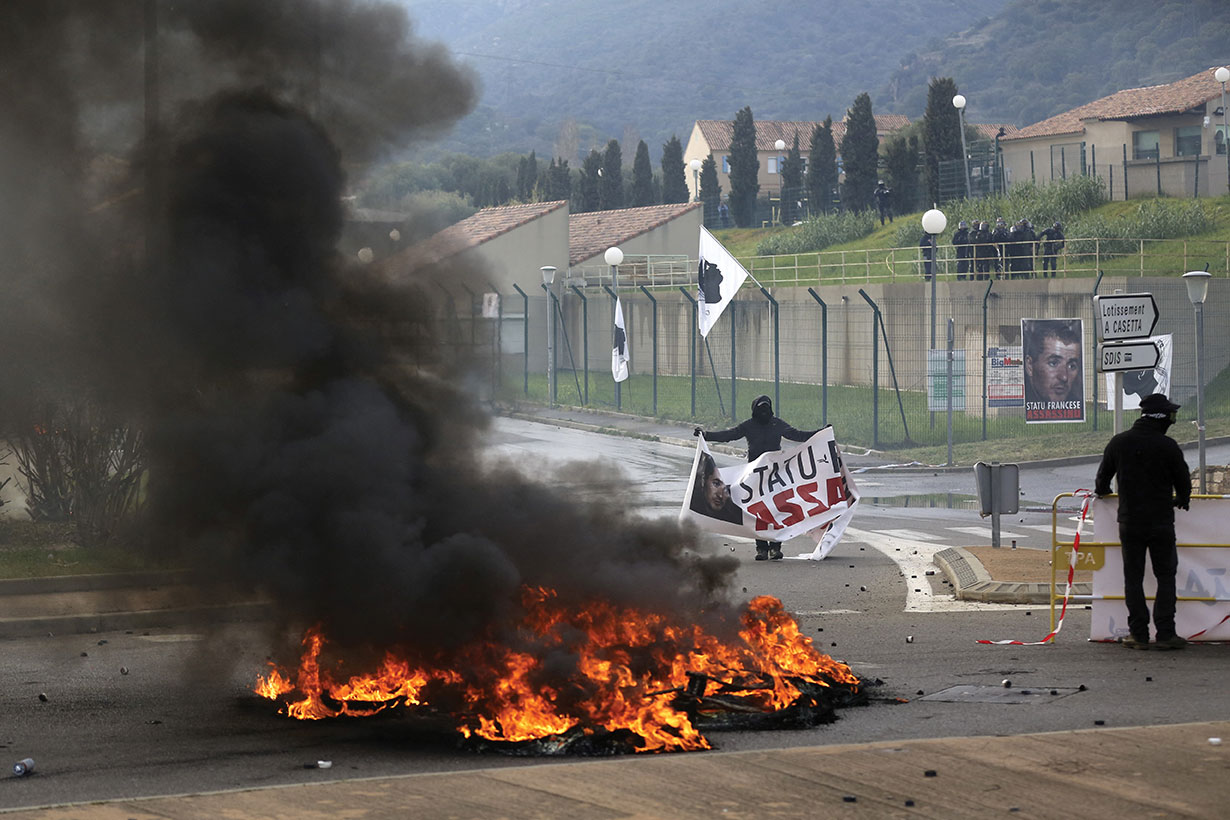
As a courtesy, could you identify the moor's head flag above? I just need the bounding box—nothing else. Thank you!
[697,226,751,337]
[612,297,629,382]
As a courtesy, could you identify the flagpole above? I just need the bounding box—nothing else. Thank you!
[605,246,624,410]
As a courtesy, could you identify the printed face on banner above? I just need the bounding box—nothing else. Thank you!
[687,449,746,526]
[1022,318,1085,423]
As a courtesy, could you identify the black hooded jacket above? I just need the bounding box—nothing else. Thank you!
[704,395,817,461]
[1094,416,1191,524]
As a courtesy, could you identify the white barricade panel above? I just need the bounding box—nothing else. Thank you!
[1090,497,1230,642]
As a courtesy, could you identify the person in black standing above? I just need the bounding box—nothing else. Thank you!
[991,217,1010,277]
[695,395,817,561]
[1094,393,1191,650]
[918,231,935,280]
[952,220,972,280]
[1004,221,1024,278]
[1018,218,1038,277]
[972,221,994,279]
[873,180,892,226]
[1037,221,1064,277]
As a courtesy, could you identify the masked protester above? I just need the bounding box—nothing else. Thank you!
[1094,393,1191,650]
[695,395,817,561]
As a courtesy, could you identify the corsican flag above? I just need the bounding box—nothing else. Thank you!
[697,225,751,337]
[612,297,629,382]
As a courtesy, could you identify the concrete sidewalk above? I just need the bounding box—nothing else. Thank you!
[5,721,1227,819]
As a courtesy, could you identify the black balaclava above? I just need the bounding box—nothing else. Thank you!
[752,395,773,424]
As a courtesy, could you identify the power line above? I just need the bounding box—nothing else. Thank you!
[453,51,678,83]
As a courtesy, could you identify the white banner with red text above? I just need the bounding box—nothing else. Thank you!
[679,427,860,560]
[1090,496,1230,642]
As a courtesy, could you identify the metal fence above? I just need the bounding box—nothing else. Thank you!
[454,249,1229,454]
[567,239,1230,289]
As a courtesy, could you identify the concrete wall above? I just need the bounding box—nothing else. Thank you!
[546,275,1230,415]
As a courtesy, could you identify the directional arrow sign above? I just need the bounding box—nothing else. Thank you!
[1094,293,1158,341]
[1098,340,1161,372]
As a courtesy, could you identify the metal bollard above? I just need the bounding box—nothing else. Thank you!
[13,758,35,776]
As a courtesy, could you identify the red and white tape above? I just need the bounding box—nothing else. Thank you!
[976,489,1093,646]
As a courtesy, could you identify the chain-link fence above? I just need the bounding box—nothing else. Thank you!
[458,260,1229,453]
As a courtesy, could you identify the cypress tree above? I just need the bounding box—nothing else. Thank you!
[578,149,602,213]
[807,117,838,214]
[728,106,759,228]
[780,133,804,224]
[840,93,879,213]
[923,77,962,205]
[660,135,688,204]
[883,135,921,217]
[631,140,654,207]
[600,139,624,210]
[515,150,537,201]
[698,154,721,228]
[546,157,571,201]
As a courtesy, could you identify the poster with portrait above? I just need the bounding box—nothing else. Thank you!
[1104,334,1172,411]
[679,428,860,560]
[1022,318,1085,423]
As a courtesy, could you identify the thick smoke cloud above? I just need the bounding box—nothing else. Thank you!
[0,1,739,670]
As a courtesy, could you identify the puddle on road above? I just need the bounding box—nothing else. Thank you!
[865,493,982,510]
[866,493,1056,510]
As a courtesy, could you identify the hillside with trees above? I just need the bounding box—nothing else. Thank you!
[401,0,1225,164]
[879,0,1230,127]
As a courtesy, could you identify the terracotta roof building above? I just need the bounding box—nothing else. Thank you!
[1001,66,1230,199]
[568,202,702,268]
[683,115,912,202]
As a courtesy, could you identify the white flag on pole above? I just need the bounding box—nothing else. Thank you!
[697,225,751,337]
[612,297,629,382]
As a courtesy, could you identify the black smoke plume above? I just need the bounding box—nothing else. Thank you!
[0,2,739,669]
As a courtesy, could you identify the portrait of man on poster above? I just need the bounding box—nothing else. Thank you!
[1022,318,1085,423]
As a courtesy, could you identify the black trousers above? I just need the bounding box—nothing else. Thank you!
[1040,254,1057,275]
[1119,521,1179,641]
[756,539,781,555]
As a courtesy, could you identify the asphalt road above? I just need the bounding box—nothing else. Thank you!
[1,418,1226,812]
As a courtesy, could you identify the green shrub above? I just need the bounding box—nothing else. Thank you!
[1067,198,1218,259]
[755,209,877,255]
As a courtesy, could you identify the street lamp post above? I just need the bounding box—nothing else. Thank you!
[1216,66,1230,197]
[541,265,557,407]
[605,247,624,407]
[688,158,702,203]
[1183,269,1211,493]
[953,94,972,198]
[921,208,947,352]
[774,139,787,224]
[994,126,1007,194]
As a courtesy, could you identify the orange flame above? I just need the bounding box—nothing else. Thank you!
[254,591,857,752]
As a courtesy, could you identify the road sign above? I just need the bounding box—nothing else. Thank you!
[1098,340,1161,372]
[1093,293,1158,341]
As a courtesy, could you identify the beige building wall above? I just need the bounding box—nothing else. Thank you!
[1002,101,1230,199]
[466,206,571,296]
[682,121,713,202]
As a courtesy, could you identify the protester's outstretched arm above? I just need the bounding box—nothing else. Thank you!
[782,423,819,442]
[703,422,746,443]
